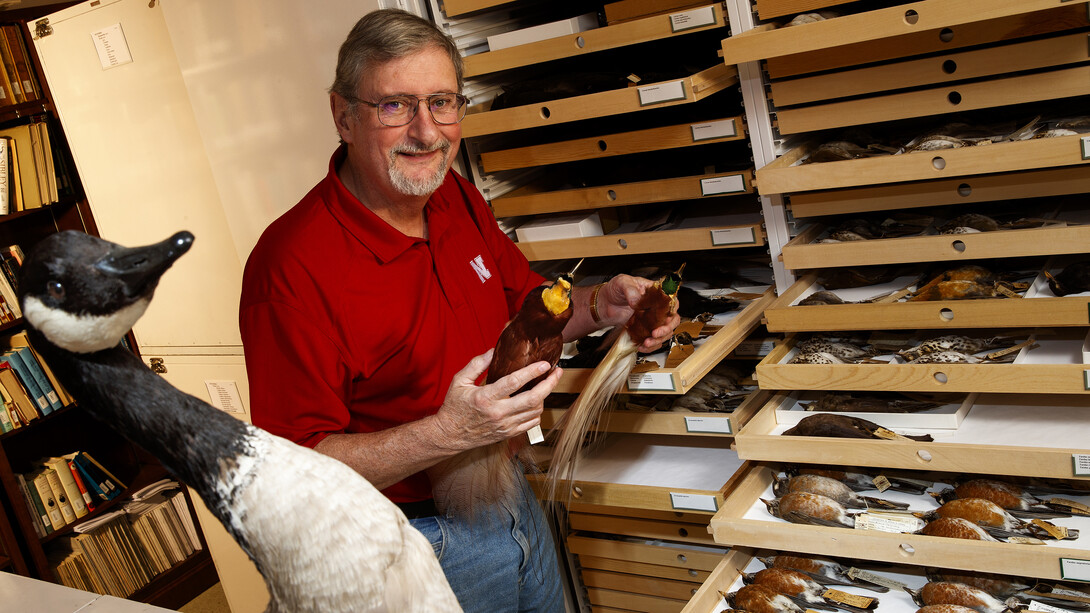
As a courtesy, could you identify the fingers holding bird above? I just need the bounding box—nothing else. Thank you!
[598,275,681,351]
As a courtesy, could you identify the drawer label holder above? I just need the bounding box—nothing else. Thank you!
[684,415,732,434]
[638,80,686,106]
[1073,454,1090,476]
[1060,558,1090,583]
[627,371,676,391]
[670,6,717,33]
[669,492,718,512]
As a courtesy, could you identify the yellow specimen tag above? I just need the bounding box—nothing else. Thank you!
[823,589,874,609]
[1048,498,1090,515]
[873,427,911,440]
[1032,519,1069,540]
[871,475,892,492]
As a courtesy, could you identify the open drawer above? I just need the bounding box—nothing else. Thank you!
[556,286,775,395]
[461,63,737,137]
[754,329,1090,394]
[708,463,1090,580]
[527,433,749,515]
[763,266,1090,332]
[464,4,725,77]
[781,204,1090,269]
[734,391,1090,480]
[542,388,770,438]
[755,132,1090,196]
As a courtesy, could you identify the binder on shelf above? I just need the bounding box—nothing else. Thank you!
[0,350,51,415]
[0,124,44,209]
[65,455,96,513]
[71,451,123,502]
[43,465,77,525]
[9,346,61,412]
[0,259,19,318]
[0,137,8,215]
[10,329,74,407]
[16,472,50,537]
[1,25,39,103]
[0,363,39,423]
[44,456,88,518]
[31,469,65,530]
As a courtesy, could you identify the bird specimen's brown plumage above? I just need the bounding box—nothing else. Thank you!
[427,275,572,516]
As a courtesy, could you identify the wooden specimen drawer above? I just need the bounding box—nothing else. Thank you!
[756,132,1090,195]
[708,463,1090,581]
[754,330,1090,394]
[441,0,511,18]
[528,433,748,515]
[763,3,1090,79]
[755,0,856,21]
[775,65,1090,135]
[461,63,737,137]
[556,286,775,395]
[481,116,745,173]
[788,166,1090,218]
[542,389,769,438]
[464,4,725,77]
[570,507,719,546]
[734,392,1090,480]
[718,0,1087,67]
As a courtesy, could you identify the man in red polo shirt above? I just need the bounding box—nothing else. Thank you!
[239,9,678,612]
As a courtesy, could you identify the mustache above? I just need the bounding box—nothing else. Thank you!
[392,140,451,155]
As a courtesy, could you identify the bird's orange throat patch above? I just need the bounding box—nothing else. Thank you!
[542,278,572,315]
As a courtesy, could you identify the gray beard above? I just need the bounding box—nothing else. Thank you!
[388,142,450,196]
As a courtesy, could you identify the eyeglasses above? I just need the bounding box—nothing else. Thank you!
[351,93,469,127]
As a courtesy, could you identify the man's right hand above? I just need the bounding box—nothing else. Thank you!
[432,349,562,452]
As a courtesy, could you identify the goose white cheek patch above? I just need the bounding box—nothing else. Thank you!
[23,295,150,353]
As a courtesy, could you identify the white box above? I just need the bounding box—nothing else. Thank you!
[514,211,604,242]
[486,13,600,51]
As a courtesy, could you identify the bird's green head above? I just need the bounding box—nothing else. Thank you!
[660,271,682,297]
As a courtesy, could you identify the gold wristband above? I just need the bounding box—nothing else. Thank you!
[589,283,605,325]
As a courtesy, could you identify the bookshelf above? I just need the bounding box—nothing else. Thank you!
[0,16,216,609]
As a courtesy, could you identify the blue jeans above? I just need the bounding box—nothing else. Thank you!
[411,471,565,613]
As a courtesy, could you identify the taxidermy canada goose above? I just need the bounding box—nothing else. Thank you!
[18,230,462,613]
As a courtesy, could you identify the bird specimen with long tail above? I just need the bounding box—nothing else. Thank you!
[18,230,462,613]
[427,264,575,516]
[543,266,682,505]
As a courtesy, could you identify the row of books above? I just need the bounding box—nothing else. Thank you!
[0,329,74,432]
[48,480,203,598]
[15,450,125,538]
[0,24,40,109]
[0,118,68,215]
[0,242,22,322]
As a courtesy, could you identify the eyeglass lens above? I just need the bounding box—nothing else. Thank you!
[377,94,466,126]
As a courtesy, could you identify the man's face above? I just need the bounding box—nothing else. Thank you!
[341,46,462,198]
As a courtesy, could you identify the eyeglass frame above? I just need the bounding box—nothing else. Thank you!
[346,92,470,127]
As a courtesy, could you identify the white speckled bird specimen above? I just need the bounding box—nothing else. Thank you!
[758,553,890,593]
[18,231,462,613]
[773,473,909,510]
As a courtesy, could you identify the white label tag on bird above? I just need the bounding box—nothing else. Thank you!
[204,381,245,414]
[1060,558,1090,582]
[1008,536,1046,545]
[691,119,737,142]
[670,5,717,32]
[684,416,732,434]
[701,174,747,196]
[638,80,686,106]
[822,590,874,610]
[847,567,909,591]
[1028,601,1072,613]
[526,425,544,445]
[854,512,923,533]
[1073,454,1090,476]
[669,492,717,512]
[627,372,676,391]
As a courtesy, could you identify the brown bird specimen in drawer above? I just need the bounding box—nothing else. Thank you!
[763,491,857,528]
[725,583,807,613]
[1045,260,1090,296]
[798,290,849,306]
[917,517,1001,541]
[933,478,1082,518]
[917,498,1078,541]
[924,569,1032,599]
[788,465,931,496]
[758,553,890,593]
[773,473,909,510]
[743,567,878,612]
[906,581,1020,613]
[938,213,1001,234]
[897,336,1016,363]
[800,391,944,414]
[915,605,984,613]
[795,338,876,362]
[907,265,1029,302]
[783,413,934,442]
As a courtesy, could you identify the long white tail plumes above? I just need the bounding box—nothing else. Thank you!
[544,331,638,507]
[428,442,519,517]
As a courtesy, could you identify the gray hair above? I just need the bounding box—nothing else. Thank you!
[330,9,463,107]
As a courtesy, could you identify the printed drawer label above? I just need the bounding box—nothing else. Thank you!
[684,415,732,434]
[670,492,718,512]
[638,80,686,106]
[627,371,676,391]
[701,174,747,195]
[1073,453,1090,476]
[711,227,757,246]
[1082,136,1090,160]
[670,6,717,32]
[691,119,738,141]
[1060,558,1090,583]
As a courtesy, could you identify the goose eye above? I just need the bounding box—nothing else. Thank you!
[47,281,65,300]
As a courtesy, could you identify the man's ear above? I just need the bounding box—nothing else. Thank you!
[331,93,355,143]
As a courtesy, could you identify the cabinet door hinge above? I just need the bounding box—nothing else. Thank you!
[34,18,52,39]
[149,357,167,374]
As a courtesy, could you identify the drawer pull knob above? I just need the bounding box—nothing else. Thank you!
[948,91,962,106]
[607,189,617,201]
[575,36,586,49]
[933,372,948,384]
[617,239,629,250]
[951,240,966,253]
[931,157,946,170]
[677,528,689,537]
[539,106,551,119]
[571,485,583,498]
[942,60,957,75]
[900,543,916,555]
[940,308,954,322]
[918,450,933,462]
[689,569,698,577]
[957,183,972,197]
[597,139,608,152]
[904,9,919,25]
[677,554,688,563]
[939,28,954,43]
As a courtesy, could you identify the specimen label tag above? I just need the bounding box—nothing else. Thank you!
[1034,519,1070,540]
[1049,497,1090,515]
[710,227,756,246]
[1073,455,1090,476]
[1008,536,1046,545]
[627,371,676,391]
[1029,601,1073,613]
[855,513,923,533]
[670,5,717,32]
[691,119,737,141]
[684,416,733,434]
[670,492,718,512]
[847,567,909,591]
[822,589,874,609]
[871,475,892,492]
[638,80,686,106]
[873,427,910,441]
[701,174,747,196]
[1060,558,1090,583]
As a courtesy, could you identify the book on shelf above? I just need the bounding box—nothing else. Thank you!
[0,349,51,415]
[71,451,123,502]
[30,469,65,531]
[36,120,58,202]
[43,456,88,519]
[0,123,44,210]
[0,27,22,104]
[42,465,77,525]
[65,454,96,513]
[0,137,8,215]
[1,25,39,103]
[0,256,19,318]
[8,346,62,412]
[8,329,73,407]
[16,472,50,537]
[0,363,39,423]
[0,394,13,432]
